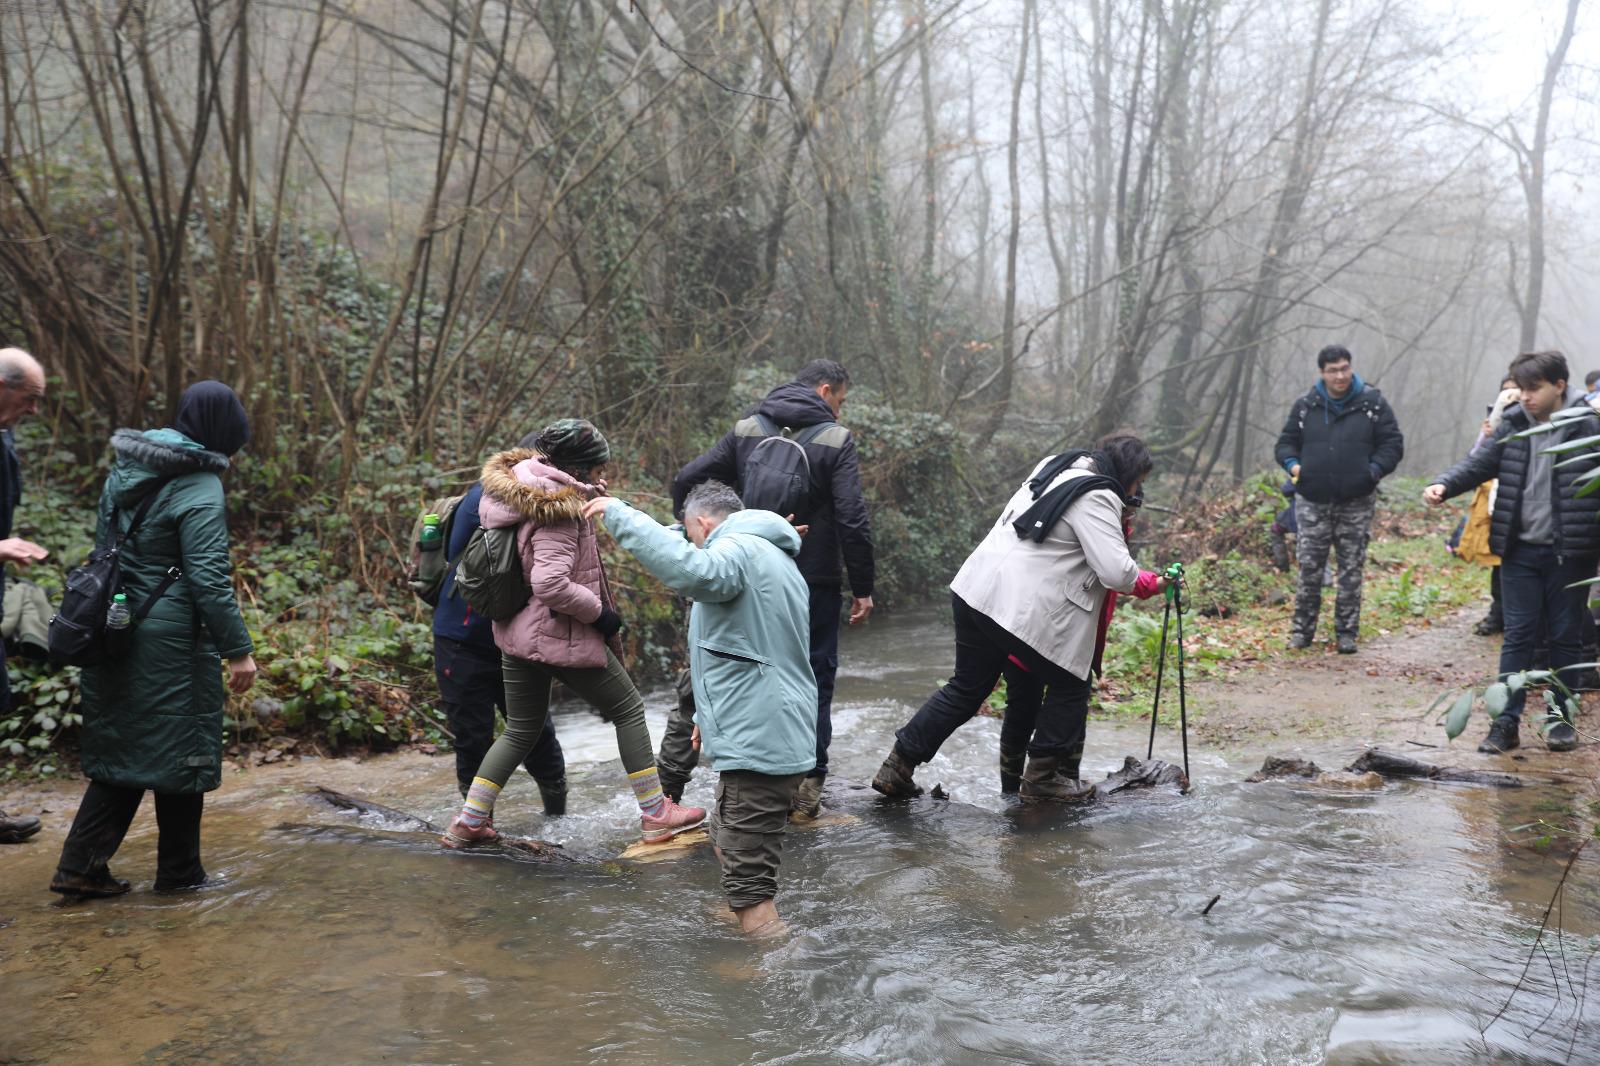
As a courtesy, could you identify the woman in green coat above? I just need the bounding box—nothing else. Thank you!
[50,381,258,899]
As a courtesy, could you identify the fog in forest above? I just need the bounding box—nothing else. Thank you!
[2,0,1597,488]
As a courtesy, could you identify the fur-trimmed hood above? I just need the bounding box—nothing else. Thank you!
[478,449,597,529]
[107,428,229,506]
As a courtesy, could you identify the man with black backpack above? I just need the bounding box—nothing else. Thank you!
[665,359,875,818]
[0,348,49,845]
[422,431,567,814]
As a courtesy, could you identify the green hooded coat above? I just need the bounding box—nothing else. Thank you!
[77,429,254,794]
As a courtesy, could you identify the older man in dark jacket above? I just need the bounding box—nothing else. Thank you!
[662,359,875,817]
[0,347,49,844]
[1274,345,1404,654]
[1426,350,1600,754]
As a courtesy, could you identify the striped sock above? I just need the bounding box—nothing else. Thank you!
[628,766,667,818]
[459,776,501,828]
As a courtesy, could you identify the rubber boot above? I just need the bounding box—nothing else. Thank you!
[998,747,1026,795]
[871,747,924,798]
[1019,754,1094,804]
[537,777,568,817]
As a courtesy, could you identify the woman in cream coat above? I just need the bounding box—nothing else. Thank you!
[871,434,1164,802]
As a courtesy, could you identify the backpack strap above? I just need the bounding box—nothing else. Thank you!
[133,566,184,623]
[793,421,839,447]
[113,476,179,547]
[752,412,779,438]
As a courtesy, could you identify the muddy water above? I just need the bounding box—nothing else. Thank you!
[3,607,1598,1064]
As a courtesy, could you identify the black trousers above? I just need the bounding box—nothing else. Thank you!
[435,636,565,796]
[56,780,205,889]
[997,659,1093,771]
[895,594,1090,764]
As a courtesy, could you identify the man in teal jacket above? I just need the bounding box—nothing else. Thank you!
[585,481,816,934]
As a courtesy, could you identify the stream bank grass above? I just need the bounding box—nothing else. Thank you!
[1091,479,1486,722]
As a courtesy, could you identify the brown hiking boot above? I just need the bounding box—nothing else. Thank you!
[871,748,924,798]
[50,869,131,899]
[1019,755,1095,804]
[0,810,41,844]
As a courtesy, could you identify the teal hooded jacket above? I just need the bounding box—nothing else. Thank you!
[602,501,817,777]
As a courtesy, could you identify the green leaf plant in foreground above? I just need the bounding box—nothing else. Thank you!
[1435,665,1596,744]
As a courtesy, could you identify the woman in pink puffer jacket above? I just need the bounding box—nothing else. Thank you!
[442,419,706,847]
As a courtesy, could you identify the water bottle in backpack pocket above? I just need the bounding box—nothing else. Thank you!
[47,478,182,667]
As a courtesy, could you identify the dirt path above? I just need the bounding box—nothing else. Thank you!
[1189,603,1600,784]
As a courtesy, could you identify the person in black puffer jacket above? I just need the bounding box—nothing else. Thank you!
[1273,345,1405,654]
[1426,350,1600,755]
[664,360,875,817]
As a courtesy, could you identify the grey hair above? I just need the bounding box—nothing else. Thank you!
[0,348,40,389]
[684,480,744,522]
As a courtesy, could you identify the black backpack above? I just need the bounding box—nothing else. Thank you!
[48,479,183,667]
[452,524,531,622]
[738,414,836,517]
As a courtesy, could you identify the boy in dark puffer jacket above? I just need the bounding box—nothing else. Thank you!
[1426,351,1600,754]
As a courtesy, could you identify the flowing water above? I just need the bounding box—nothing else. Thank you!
[2,608,1598,1064]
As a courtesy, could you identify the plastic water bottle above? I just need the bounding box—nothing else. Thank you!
[419,513,443,551]
[106,593,131,630]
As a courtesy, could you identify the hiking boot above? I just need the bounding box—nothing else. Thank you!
[1545,718,1578,752]
[154,874,209,894]
[871,748,924,798]
[1336,633,1358,655]
[0,810,41,844]
[640,798,707,844]
[537,778,568,817]
[1478,717,1520,754]
[441,814,500,849]
[791,775,824,820]
[1288,632,1312,650]
[49,869,131,899]
[1473,609,1503,636]
[998,747,1026,795]
[1019,755,1095,803]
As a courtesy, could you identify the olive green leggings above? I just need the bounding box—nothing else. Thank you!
[473,650,655,788]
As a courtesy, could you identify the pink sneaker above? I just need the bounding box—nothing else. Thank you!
[640,799,707,844]
[441,814,499,849]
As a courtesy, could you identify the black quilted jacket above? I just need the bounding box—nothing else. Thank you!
[1436,401,1600,561]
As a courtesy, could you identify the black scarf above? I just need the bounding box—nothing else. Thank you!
[174,380,250,458]
[1011,450,1125,544]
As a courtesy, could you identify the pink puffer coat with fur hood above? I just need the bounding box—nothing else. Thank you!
[476,449,622,668]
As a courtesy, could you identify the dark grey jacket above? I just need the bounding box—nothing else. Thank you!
[1435,401,1600,561]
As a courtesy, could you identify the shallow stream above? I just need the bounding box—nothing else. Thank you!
[2,608,1597,1064]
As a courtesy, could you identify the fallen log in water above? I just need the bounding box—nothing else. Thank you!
[1093,756,1189,796]
[1345,749,1525,788]
[305,785,438,832]
[300,786,595,864]
[1245,757,1382,790]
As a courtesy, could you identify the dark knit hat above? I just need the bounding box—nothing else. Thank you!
[533,418,610,474]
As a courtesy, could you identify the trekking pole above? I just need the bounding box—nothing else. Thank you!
[1172,565,1190,781]
[1145,565,1176,760]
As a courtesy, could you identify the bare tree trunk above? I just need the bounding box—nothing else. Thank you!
[978,0,1031,444]
[1514,0,1579,352]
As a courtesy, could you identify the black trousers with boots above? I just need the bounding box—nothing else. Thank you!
[895,594,1090,765]
[56,781,205,889]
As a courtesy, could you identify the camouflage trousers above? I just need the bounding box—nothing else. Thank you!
[1292,493,1377,641]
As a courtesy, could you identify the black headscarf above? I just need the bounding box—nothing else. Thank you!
[174,380,250,458]
[1011,449,1125,544]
